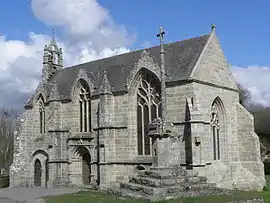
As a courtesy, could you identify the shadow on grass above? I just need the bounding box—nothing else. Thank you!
[45,175,270,203]
[44,190,267,203]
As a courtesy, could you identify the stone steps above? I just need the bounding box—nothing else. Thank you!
[120,182,230,201]
[149,166,199,177]
[138,169,185,179]
[129,175,207,188]
[129,176,186,187]
[120,182,217,194]
[118,166,232,201]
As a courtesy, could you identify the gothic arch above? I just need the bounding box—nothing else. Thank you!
[130,68,161,96]
[134,69,161,155]
[31,149,49,187]
[70,69,94,100]
[36,94,45,134]
[72,79,92,132]
[32,149,48,158]
[70,145,92,185]
[36,93,45,104]
[210,97,226,161]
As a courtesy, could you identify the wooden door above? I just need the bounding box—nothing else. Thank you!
[82,153,91,185]
[34,159,42,187]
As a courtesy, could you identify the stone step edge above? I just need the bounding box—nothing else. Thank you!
[129,175,208,187]
[120,182,219,195]
[118,187,233,202]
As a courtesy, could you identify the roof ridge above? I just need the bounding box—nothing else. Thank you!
[62,33,210,71]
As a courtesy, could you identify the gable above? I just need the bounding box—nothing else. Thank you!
[189,32,238,90]
[24,33,210,108]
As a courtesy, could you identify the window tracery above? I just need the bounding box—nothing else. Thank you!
[38,97,45,134]
[78,81,91,132]
[137,74,161,155]
[210,98,225,161]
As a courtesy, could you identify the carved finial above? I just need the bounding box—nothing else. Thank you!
[99,70,112,94]
[52,28,55,37]
[211,24,216,32]
[48,28,58,49]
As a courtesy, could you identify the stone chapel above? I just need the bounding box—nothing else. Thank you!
[9,25,265,192]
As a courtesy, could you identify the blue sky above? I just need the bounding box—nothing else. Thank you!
[0,0,270,108]
[0,0,269,67]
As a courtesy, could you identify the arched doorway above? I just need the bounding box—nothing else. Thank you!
[71,145,92,185]
[34,159,42,187]
[82,153,91,185]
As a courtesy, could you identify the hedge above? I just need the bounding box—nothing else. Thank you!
[0,176,9,188]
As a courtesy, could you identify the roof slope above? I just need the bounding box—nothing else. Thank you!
[26,34,210,106]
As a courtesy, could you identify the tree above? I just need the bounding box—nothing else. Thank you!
[0,108,18,171]
[237,83,251,108]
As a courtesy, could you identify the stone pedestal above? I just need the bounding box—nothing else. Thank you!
[119,166,232,201]
[118,118,232,201]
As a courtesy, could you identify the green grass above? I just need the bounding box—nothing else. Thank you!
[44,176,270,203]
[45,191,264,203]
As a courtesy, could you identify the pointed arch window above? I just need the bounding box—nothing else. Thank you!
[78,82,91,132]
[211,98,225,161]
[137,74,161,155]
[38,98,45,134]
[211,111,220,160]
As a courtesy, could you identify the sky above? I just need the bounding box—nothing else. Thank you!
[0,0,269,110]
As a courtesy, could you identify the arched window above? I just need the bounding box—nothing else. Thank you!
[78,81,91,132]
[137,74,161,155]
[38,97,45,134]
[210,97,225,161]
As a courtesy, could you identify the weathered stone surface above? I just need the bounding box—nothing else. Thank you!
[118,166,232,201]
[9,26,264,198]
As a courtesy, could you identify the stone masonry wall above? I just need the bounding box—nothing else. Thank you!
[188,30,265,191]
[165,84,194,165]
[236,103,265,191]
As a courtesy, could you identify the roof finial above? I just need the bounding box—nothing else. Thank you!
[52,28,55,38]
[99,70,112,94]
[211,24,216,32]
[49,28,57,47]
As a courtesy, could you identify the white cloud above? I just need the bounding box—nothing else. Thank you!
[232,65,270,106]
[31,0,109,37]
[0,0,132,110]
[1,0,269,110]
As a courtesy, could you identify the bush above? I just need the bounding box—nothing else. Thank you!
[0,176,9,188]
[265,162,270,175]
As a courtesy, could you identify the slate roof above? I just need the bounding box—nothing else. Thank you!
[25,34,210,107]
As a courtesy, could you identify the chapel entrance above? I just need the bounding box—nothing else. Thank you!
[34,159,42,187]
[82,153,91,185]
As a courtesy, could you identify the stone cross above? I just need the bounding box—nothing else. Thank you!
[157,27,167,127]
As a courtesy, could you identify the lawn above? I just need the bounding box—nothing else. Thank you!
[45,176,270,203]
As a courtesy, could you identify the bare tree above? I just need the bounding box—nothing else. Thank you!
[0,108,18,171]
[237,83,251,108]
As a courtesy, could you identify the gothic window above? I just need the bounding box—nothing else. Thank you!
[38,97,45,134]
[78,81,91,132]
[137,74,161,155]
[211,97,225,161]
[211,111,220,160]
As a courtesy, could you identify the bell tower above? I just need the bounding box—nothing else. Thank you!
[42,29,63,83]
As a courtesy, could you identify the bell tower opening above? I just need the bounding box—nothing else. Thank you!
[42,28,63,83]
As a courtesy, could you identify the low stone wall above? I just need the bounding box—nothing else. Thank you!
[227,197,264,203]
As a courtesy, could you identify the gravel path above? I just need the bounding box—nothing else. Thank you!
[0,187,79,203]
